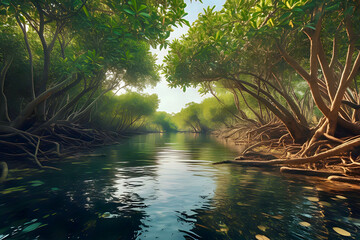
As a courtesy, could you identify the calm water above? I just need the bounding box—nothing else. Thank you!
[1,133,360,239]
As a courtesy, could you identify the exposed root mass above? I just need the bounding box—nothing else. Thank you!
[0,123,128,175]
[214,120,360,181]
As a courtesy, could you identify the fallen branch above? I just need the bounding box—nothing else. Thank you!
[280,166,345,177]
[328,175,360,184]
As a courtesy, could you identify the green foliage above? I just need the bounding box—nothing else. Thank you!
[148,112,177,132]
[0,0,193,130]
[164,0,360,130]
[173,93,238,132]
[92,92,159,132]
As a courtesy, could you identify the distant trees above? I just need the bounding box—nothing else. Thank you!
[92,92,159,132]
[150,112,177,133]
[173,93,239,132]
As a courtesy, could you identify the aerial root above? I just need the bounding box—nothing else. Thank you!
[0,162,8,183]
[0,122,124,170]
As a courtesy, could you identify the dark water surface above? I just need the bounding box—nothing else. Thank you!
[1,133,360,239]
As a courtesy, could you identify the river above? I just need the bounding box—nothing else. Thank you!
[1,133,360,239]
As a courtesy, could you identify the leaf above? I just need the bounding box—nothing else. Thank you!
[344,6,354,16]
[307,197,319,202]
[138,5,147,11]
[0,186,27,194]
[268,18,274,27]
[237,202,250,206]
[289,20,294,28]
[292,7,304,13]
[319,201,331,207]
[82,5,89,17]
[333,227,351,237]
[29,180,44,187]
[182,19,190,27]
[305,24,316,30]
[124,8,135,15]
[139,12,150,18]
[257,225,267,231]
[255,234,270,240]
[325,3,340,12]
[299,222,311,227]
[182,86,186,92]
[279,12,291,21]
[285,1,292,9]
[22,222,42,233]
[271,215,283,220]
[336,195,347,200]
[215,30,221,40]
[1,0,10,6]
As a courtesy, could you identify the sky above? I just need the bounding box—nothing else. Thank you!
[141,0,226,114]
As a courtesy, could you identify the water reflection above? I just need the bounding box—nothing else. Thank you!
[0,133,360,239]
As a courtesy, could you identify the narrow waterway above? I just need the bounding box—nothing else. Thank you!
[0,133,360,239]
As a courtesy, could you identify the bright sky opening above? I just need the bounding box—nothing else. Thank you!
[142,0,226,114]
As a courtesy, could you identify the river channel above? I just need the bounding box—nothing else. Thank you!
[0,133,360,239]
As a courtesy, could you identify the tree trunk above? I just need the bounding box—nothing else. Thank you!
[36,49,50,121]
[238,82,310,143]
[0,58,13,122]
[16,16,36,100]
[12,77,74,129]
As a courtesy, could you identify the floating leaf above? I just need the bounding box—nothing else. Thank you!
[333,227,351,236]
[101,212,111,218]
[272,215,283,220]
[299,222,311,227]
[217,223,228,233]
[307,197,319,202]
[102,168,111,170]
[237,202,250,206]
[0,186,27,194]
[218,223,227,228]
[22,222,42,233]
[195,223,210,230]
[29,180,44,187]
[336,195,347,200]
[258,225,267,231]
[255,234,270,240]
[319,201,331,207]
[303,186,313,190]
[51,187,60,191]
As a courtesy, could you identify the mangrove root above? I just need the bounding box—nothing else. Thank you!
[328,175,360,184]
[280,167,345,178]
